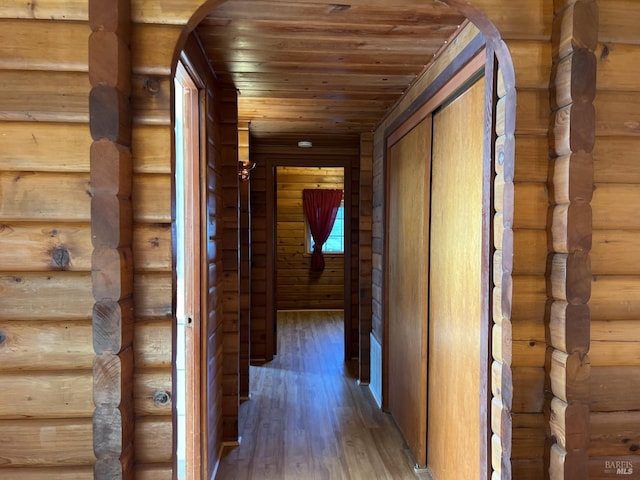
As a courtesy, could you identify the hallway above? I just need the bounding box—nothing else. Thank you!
[215,311,429,479]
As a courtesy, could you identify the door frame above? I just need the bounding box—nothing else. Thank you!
[173,59,206,480]
[382,36,495,477]
[265,157,353,361]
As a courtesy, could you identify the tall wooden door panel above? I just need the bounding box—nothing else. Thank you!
[387,117,431,467]
[427,78,486,479]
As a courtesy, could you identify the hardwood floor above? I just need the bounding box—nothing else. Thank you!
[215,310,430,480]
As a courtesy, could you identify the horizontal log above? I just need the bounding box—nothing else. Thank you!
[511,275,547,324]
[590,340,640,367]
[133,272,172,318]
[132,224,172,272]
[134,370,172,416]
[550,152,594,204]
[0,272,93,320]
[134,319,172,369]
[511,338,545,368]
[0,466,94,479]
[134,416,173,464]
[590,366,640,412]
[0,1,87,20]
[599,0,640,44]
[507,40,551,89]
[549,252,591,304]
[0,122,90,172]
[550,350,591,403]
[0,418,94,467]
[592,320,640,342]
[592,230,640,275]
[593,137,640,183]
[549,397,589,451]
[512,321,545,342]
[94,348,133,406]
[592,184,640,229]
[551,48,596,110]
[514,182,548,229]
[131,24,182,75]
[591,276,640,321]
[132,174,171,223]
[553,0,598,60]
[549,301,590,354]
[512,135,548,183]
[596,43,640,92]
[93,298,134,355]
[131,74,171,126]
[512,367,545,413]
[549,443,588,480]
[0,70,89,123]
[0,172,90,222]
[590,411,640,456]
[0,320,93,371]
[0,19,88,72]
[132,125,171,174]
[134,464,173,480]
[0,222,91,271]
[513,229,547,275]
[511,458,544,480]
[551,202,592,253]
[551,102,596,156]
[515,89,549,136]
[589,456,640,479]
[511,413,546,459]
[595,91,640,137]
[0,371,93,419]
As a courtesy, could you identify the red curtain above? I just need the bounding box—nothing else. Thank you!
[303,188,343,271]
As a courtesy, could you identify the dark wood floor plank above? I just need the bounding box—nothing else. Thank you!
[216,310,428,479]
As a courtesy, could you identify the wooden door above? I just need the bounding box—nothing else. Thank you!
[386,117,431,467]
[427,77,486,479]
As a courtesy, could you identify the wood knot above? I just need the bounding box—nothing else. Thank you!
[599,44,610,61]
[144,78,161,95]
[153,391,171,407]
[51,246,71,270]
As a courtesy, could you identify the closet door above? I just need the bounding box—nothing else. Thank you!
[427,77,486,479]
[386,117,431,467]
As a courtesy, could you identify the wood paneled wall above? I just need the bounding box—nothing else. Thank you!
[276,166,345,310]
[588,1,640,477]
[0,8,95,479]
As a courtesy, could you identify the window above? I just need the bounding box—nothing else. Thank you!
[307,201,344,254]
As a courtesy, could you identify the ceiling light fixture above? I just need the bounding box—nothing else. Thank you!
[298,140,313,148]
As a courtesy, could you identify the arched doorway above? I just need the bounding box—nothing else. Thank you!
[87,1,517,477]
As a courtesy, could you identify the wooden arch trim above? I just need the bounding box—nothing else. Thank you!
[177,1,518,478]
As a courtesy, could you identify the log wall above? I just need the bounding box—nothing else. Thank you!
[588,1,640,477]
[0,6,96,479]
[276,166,345,310]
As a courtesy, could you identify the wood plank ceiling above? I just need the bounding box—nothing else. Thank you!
[195,0,466,140]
